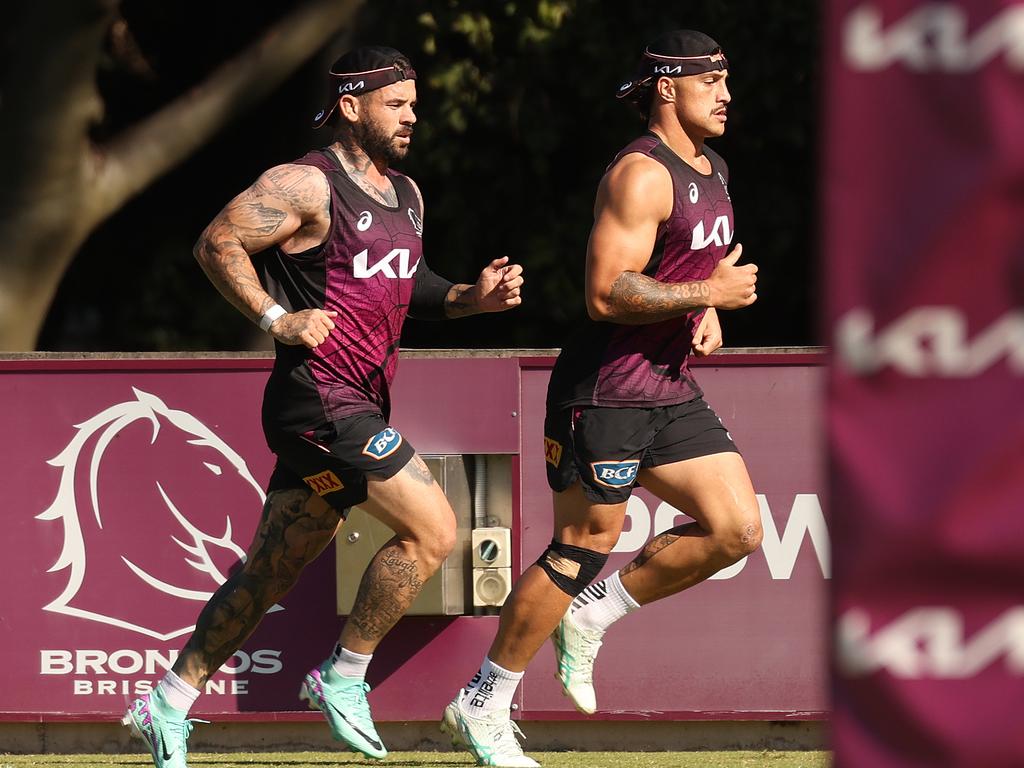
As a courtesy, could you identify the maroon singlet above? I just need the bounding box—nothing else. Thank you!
[547,132,734,408]
[261,149,425,432]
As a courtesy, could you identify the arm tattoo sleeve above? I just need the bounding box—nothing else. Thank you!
[193,164,325,322]
[606,271,711,325]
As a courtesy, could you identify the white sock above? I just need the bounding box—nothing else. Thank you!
[154,670,200,716]
[459,657,523,716]
[329,643,372,680]
[569,570,640,632]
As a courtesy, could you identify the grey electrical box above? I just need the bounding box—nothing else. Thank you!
[335,455,473,616]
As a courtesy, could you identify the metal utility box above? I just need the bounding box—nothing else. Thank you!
[335,454,473,616]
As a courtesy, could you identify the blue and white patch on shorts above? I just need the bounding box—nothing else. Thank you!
[362,427,404,460]
[590,459,640,488]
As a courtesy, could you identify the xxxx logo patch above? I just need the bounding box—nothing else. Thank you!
[304,470,344,496]
[543,437,563,467]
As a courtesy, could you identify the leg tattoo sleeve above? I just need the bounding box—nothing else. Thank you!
[175,488,342,686]
[344,539,426,644]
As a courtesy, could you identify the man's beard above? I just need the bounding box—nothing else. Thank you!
[354,117,409,164]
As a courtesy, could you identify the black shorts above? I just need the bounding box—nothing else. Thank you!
[544,396,739,504]
[264,411,416,516]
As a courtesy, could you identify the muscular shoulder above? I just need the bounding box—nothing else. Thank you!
[250,163,331,218]
[598,152,673,223]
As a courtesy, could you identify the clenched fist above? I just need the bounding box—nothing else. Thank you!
[270,308,338,348]
[707,243,757,309]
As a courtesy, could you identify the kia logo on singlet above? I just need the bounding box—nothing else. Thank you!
[353,248,420,279]
[691,215,733,249]
[590,460,640,488]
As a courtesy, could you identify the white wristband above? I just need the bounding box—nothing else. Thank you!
[258,304,287,332]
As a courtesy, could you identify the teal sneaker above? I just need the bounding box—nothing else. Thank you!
[551,613,604,714]
[441,691,539,767]
[122,693,206,768]
[300,666,387,759]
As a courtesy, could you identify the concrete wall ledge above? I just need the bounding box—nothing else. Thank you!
[1,720,827,754]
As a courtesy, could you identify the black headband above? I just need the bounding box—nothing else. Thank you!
[616,30,728,102]
[312,59,417,129]
[617,50,728,100]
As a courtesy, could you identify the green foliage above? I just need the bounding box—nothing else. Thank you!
[40,0,817,350]
[357,0,818,349]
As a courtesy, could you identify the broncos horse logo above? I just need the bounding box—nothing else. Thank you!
[36,388,278,640]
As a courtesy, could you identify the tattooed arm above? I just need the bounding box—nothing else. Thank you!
[585,153,756,326]
[193,164,337,347]
[442,256,524,318]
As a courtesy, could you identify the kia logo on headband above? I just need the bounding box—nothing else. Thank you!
[339,80,365,94]
[654,65,683,74]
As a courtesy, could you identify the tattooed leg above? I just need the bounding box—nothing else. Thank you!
[340,538,427,649]
[400,453,436,485]
[617,522,732,605]
[338,452,456,654]
[617,452,761,605]
[173,488,343,687]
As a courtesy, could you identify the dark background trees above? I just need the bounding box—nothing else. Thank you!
[1,0,362,350]
[17,0,818,352]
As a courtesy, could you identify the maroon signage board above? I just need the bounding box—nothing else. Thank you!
[519,357,828,719]
[2,353,826,721]
[824,2,1024,765]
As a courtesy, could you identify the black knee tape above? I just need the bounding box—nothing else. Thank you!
[535,539,608,597]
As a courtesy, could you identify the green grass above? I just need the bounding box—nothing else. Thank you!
[1,752,830,768]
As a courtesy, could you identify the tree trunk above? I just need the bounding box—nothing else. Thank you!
[0,0,362,350]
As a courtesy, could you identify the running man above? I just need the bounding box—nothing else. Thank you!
[122,46,524,768]
[443,31,760,767]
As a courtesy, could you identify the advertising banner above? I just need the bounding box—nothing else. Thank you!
[824,2,1024,765]
[2,353,827,721]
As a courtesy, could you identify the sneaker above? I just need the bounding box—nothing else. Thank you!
[550,613,604,714]
[122,694,206,768]
[300,666,387,759]
[441,691,540,768]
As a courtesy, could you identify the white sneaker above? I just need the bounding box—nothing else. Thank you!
[441,691,540,767]
[550,613,603,714]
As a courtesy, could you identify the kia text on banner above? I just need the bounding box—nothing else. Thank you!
[825,2,1024,766]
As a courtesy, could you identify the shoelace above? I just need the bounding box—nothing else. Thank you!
[558,625,602,684]
[573,634,602,683]
[337,681,374,729]
[156,717,208,757]
[169,718,208,745]
[486,715,528,756]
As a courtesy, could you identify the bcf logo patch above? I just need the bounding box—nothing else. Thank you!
[363,428,403,460]
[543,437,562,467]
[591,459,640,488]
[303,470,344,496]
